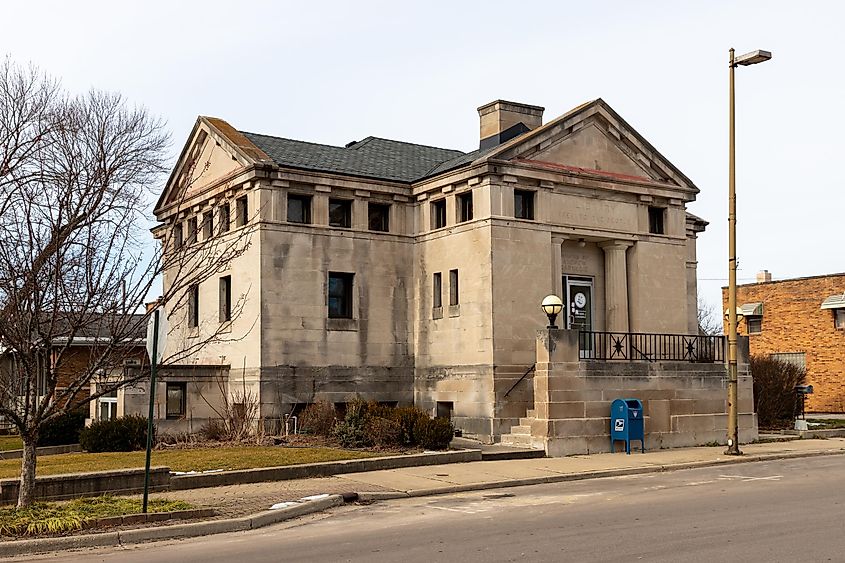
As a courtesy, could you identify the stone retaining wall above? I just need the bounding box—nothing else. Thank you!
[0,467,170,505]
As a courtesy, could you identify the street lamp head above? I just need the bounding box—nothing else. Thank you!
[541,295,564,328]
[734,49,772,66]
[724,307,745,322]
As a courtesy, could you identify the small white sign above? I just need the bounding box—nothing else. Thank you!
[614,419,625,432]
[145,308,168,365]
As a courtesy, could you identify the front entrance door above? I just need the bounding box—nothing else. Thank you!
[565,276,593,358]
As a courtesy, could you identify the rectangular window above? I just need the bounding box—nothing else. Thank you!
[166,382,186,420]
[173,222,184,250]
[432,199,446,229]
[329,199,352,228]
[746,316,762,334]
[98,390,118,421]
[288,194,312,224]
[433,272,442,309]
[368,202,390,232]
[436,401,454,420]
[236,195,248,227]
[188,284,199,328]
[835,309,845,329]
[514,190,535,220]
[219,275,232,322]
[770,352,806,371]
[458,192,473,222]
[186,216,198,245]
[648,206,665,234]
[328,272,354,319]
[449,269,459,306]
[219,203,231,234]
[202,211,213,240]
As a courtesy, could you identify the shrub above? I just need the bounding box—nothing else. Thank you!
[364,416,402,447]
[37,410,86,447]
[750,355,806,429]
[198,418,229,442]
[79,415,152,453]
[332,397,369,448]
[393,406,429,446]
[414,417,454,450]
[299,401,337,437]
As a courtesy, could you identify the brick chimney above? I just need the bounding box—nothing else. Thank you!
[478,100,544,150]
[756,270,772,283]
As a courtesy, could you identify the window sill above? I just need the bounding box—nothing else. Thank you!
[432,307,443,320]
[448,304,460,317]
[219,321,232,334]
[187,327,199,339]
[327,318,358,331]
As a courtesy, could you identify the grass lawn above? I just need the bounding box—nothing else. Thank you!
[0,495,191,537]
[0,446,379,479]
[807,418,845,429]
[0,435,22,451]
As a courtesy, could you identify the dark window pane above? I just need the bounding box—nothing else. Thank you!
[432,200,446,229]
[328,272,353,318]
[288,194,312,224]
[187,217,198,245]
[237,196,248,227]
[329,199,352,228]
[648,206,665,234]
[449,269,458,306]
[514,190,534,220]
[219,276,231,322]
[219,204,231,233]
[173,222,183,249]
[188,284,199,328]
[459,192,473,222]
[433,273,442,308]
[166,383,186,419]
[202,212,213,239]
[368,203,390,232]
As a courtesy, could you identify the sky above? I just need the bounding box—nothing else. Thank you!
[2,0,843,317]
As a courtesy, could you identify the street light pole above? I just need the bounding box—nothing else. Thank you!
[726,47,771,456]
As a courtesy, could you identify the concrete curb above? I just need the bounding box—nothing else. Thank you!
[0,495,344,558]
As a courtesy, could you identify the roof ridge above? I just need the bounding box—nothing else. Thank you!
[357,136,465,154]
[240,130,345,151]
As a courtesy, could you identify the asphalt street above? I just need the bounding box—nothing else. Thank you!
[20,455,845,562]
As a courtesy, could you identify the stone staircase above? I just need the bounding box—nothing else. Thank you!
[499,408,543,450]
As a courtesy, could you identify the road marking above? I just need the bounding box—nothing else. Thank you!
[718,474,782,482]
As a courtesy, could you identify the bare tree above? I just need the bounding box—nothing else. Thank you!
[697,296,722,336]
[0,58,252,507]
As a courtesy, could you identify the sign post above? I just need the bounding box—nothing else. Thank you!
[142,308,167,513]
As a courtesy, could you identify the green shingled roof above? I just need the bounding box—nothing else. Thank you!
[241,131,467,183]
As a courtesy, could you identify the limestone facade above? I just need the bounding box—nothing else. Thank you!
[153,99,708,440]
[723,272,845,412]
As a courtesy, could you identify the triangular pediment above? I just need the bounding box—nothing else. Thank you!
[481,99,698,192]
[154,117,270,215]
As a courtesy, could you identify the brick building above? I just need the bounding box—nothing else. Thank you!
[724,271,845,412]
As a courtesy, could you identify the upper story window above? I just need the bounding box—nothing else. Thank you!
[173,222,184,250]
[514,190,535,220]
[433,272,442,309]
[431,199,447,229]
[328,272,354,319]
[835,309,845,329]
[329,199,352,228]
[648,206,665,235]
[746,316,762,334]
[236,195,248,227]
[202,211,213,240]
[219,203,231,234]
[288,194,312,224]
[186,216,198,245]
[219,275,232,322]
[449,269,459,306]
[458,192,473,222]
[188,284,199,328]
[368,202,390,232]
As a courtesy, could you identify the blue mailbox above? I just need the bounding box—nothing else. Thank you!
[610,398,644,454]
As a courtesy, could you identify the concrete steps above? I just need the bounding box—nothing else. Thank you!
[499,412,544,452]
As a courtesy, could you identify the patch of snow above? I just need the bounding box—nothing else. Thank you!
[299,494,330,502]
[270,502,300,510]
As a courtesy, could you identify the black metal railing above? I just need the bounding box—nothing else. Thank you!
[578,331,725,363]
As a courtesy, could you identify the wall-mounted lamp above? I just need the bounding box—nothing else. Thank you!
[541,295,564,328]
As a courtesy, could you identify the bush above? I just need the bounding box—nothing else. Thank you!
[299,401,337,437]
[37,410,86,447]
[414,417,454,450]
[198,418,229,442]
[392,406,429,446]
[750,355,807,429]
[332,397,369,448]
[79,415,152,453]
[364,416,402,447]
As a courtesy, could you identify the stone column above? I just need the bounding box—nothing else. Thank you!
[599,241,633,333]
[550,235,566,299]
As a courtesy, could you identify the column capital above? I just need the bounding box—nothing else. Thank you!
[598,239,634,251]
[550,233,568,244]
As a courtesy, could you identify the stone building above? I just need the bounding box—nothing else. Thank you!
[724,271,845,413]
[153,99,714,442]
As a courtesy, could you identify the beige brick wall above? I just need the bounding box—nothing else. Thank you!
[723,274,845,412]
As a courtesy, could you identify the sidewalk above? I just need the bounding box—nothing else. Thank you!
[157,438,845,517]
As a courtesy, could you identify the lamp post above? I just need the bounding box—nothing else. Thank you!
[541,295,563,329]
[726,48,771,455]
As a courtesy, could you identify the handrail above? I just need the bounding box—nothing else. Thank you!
[503,363,536,398]
[579,331,725,363]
